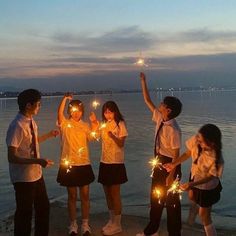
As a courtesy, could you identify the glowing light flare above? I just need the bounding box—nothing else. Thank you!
[99,122,107,130]
[149,156,163,177]
[167,176,183,200]
[77,147,85,157]
[62,157,72,173]
[153,187,162,204]
[90,131,100,141]
[134,57,148,67]
[92,100,100,109]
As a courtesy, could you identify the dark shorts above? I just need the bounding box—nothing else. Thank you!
[98,162,128,186]
[57,165,95,187]
[191,181,222,208]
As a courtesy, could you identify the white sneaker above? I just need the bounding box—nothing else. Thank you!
[81,224,92,236]
[103,223,122,235]
[68,221,78,235]
[102,219,113,232]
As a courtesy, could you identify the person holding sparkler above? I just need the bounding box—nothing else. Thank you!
[93,101,128,235]
[56,93,98,236]
[136,72,182,236]
[6,89,58,236]
[164,124,224,236]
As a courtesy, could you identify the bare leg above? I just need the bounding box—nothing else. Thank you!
[79,185,90,220]
[67,187,77,222]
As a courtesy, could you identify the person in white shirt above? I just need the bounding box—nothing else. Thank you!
[136,72,182,236]
[6,89,58,236]
[164,124,224,236]
[93,101,128,235]
[56,93,98,236]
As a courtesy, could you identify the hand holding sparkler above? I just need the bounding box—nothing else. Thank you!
[64,92,73,100]
[163,162,176,173]
[38,159,54,168]
[180,182,192,191]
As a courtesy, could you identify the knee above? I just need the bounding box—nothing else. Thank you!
[199,211,211,225]
[68,192,77,202]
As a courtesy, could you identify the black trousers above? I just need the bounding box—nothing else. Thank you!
[13,177,50,236]
[144,155,182,236]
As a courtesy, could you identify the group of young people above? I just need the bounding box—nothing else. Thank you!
[6,72,224,236]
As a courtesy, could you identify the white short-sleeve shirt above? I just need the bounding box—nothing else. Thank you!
[59,118,91,166]
[186,135,224,190]
[6,113,42,183]
[101,120,128,164]
[152,109,181,158]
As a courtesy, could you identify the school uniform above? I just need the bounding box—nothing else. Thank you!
[186,135,224,207]
[144,109,182,236]
[57,118,95,187]
[98,120,128,185]
[6,113,49,236]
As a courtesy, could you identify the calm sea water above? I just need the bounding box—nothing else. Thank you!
[0,91,236,219]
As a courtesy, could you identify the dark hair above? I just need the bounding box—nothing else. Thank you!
[197,124,223,169]
[163,96,182,119]
[67,100,84,116]
[17,89,41,112]
[102,101,124,125]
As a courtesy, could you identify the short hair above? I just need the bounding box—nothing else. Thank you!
[67,100,84,116]
[17,89,41,112]
[163,96,182,119]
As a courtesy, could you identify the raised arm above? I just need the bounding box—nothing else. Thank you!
[58,93,72,125]
[140,72,156,113]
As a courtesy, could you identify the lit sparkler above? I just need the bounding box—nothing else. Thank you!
[153,187,162,204]
[134,53,148,67]
[67,123,73,128]
[62,157,72,173]
[90,131,100,141]
[149,156,163,177]
[92,100,100,109]
[167,176,183,200]
[99,122,107,130]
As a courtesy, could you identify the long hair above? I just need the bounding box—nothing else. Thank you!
[197,124,223,169]
[102,101,124,125]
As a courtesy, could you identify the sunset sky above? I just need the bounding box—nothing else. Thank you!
[1,0,236,91]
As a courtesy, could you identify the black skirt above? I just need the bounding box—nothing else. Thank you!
[57,165,95,187]
[191,181,222,208]
[98,162,128,186]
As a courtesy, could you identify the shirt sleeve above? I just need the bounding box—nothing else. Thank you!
[118,121,128,138]
[6,122,24,148]
[186,135,197,151]
[152,108,161,123]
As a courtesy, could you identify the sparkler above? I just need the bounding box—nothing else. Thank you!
[77,147,85,157]
[62,156,72,173]
[90,131,100,141]
[134,53,148,68]
[99,122,107,130]
[167,176,183,200]
[67,123,73,128]
[92,100,100,110]
[153,187,162,204]
[149,156,163,177]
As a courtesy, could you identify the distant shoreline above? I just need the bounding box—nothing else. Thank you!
[1,87,236,99]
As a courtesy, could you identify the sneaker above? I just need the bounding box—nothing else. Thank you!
[102,220,113,232]
[81,224,92,236]
[103,223,122,235]
[68,221,78,236]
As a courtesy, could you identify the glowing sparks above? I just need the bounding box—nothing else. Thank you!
[135,57,148,67]
[99,122,107,130]
[62,157,72,173]
[167,176,183,200]
[149,156,163,177]
[92,100,100,109]
[67,123,72,128]
[69,104,79,113]
[153,187,162,204]
[90,131,100,141]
